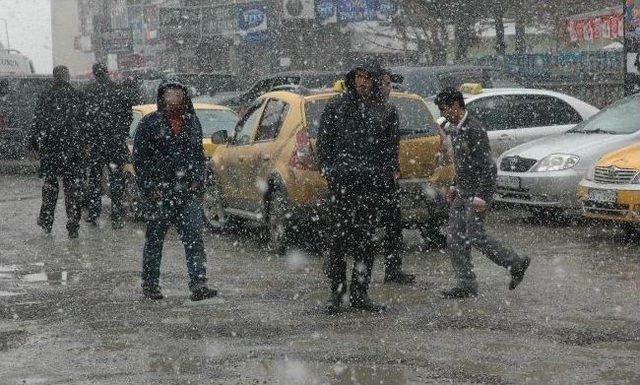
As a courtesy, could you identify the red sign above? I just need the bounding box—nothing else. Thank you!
[117,54,146,69]
[568,14,623,42]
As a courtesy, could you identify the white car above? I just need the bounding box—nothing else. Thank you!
[494,93,640,217]
[429,85,599,159]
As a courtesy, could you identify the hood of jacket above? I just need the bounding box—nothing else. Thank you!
[156,81,196,115]
[343,59,384,102]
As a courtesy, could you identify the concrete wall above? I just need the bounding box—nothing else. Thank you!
[51,0,95,76]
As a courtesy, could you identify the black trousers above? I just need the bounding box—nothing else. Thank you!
[326,176,383,300]
[39,172,82,232]
[85,151,125,223]
[376,179,403,274]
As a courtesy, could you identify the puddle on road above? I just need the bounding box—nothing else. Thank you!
[0,291,24,297]
[21,271,71,285]
[245,359,407,385]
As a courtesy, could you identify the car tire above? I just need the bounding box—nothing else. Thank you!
[419,220,447,249]
[202,173,228,232]
[623,224,640,240]
[266,189,292,255]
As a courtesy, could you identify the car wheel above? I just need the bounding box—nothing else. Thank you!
[419,220,447,249]
[202,174,227,232]
[267,189,291,255]
[623,224,640,241]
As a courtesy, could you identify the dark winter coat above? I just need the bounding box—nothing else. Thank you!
[316,62,398,181]
[447,114,497,202]
[83,78,134,159]
[29,81,85,177]
[132,82,205,205]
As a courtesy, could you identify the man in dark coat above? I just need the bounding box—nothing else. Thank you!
[379,69,416,285]
[83,63,134,229]
[317,60,394,313]
[132,82,217,301]
[435,88,530,299]
[28,65,84,238]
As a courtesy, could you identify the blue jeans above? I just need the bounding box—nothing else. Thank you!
[141,196,207,291]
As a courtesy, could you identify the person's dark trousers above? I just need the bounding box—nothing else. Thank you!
[86,154,125,224]
[38,172,82,233]
[447,196,521,292]
[141,195,208,292]
[326,177,377,302]
[377,178,403,275]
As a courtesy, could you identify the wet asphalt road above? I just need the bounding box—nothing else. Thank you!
[1,174,639,385]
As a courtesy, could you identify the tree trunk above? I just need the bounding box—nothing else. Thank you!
[515,13,526,53]
[494,9,506,55]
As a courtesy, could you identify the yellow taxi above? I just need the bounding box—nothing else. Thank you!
[121,103,239,218]
[577,142,640,235]
[205,88,454,253]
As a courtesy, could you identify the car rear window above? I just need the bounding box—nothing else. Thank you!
[197,109,239,136]
[305,96,437,137]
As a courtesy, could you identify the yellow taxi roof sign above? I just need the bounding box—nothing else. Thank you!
[333,79,345,92]
[459,83,483,95]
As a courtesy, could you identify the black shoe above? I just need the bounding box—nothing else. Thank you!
[112,220,124,230]
[441,286,478,299]
[509,257,530,290]
[325,291,346,314]
[384,270,416,285]
[37,219,52,234]
[190,287,217,301]
[350,294,387,312]
[142,286,164,300]
[68,228,79,239]
[86,219,98,227]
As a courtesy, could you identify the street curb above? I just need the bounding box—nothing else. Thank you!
[0,160,39,175]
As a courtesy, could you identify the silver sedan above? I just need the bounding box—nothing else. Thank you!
[494,94,640,217]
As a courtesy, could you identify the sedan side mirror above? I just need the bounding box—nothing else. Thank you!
[211,130,228,145]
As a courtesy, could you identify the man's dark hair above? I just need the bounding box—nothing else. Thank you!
[434,87,465,109]
[52,65,70,83]
[92,62,108,79]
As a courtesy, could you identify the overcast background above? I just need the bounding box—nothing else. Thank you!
[0,0,52,74]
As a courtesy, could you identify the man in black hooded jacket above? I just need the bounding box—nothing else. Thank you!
[317,61,394,312]
[132,82,217,302]
[83,63,134,229]
[29,65,84,238]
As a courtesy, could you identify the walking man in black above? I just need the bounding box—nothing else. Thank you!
[29,65,84,238]
[434,88,530,298]
[379,70,416,285]
[317,61,394,312]
[84,63,134,229]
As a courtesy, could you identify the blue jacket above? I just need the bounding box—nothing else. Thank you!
[132,82,205,204]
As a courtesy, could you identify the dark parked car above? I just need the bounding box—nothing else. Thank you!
[390,65,521,97]
[218,70,344,112]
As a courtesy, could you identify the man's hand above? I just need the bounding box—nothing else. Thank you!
[471,197,487,213]
[445,186,458,203]
[152,189,163,199]
[393,171,400,180]
[189,182,203,194]
[28,151,39,162]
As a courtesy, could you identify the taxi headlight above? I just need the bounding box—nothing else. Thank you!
[532,154,580,172]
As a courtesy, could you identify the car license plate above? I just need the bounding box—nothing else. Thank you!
[497,175,520,189]
[587,189,616,203]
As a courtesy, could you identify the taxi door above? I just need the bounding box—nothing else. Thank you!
[215,100,265,209]
[239,98,292,212]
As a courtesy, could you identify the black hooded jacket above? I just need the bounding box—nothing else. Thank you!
[132,82,205,202]
[29,81,85,176]
[316,61,399,181]
[83,77,135,156]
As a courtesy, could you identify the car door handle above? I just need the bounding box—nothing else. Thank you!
[238,155,246,162]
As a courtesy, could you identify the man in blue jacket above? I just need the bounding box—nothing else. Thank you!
[132,82,217,301]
